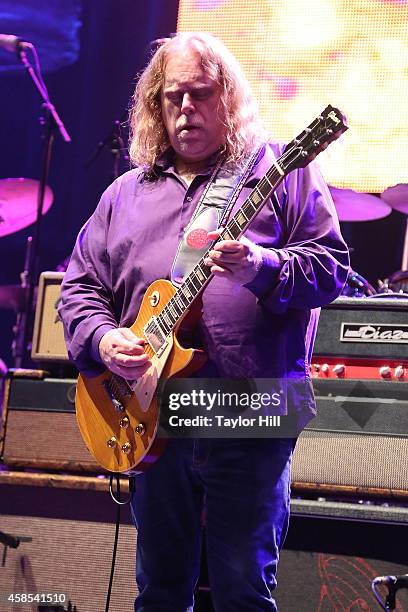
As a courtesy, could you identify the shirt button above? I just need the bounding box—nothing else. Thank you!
[186,196,192,202]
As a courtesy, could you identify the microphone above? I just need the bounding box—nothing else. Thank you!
[0,530,21,548]
[0,34,29,54]
[373,574,408,589]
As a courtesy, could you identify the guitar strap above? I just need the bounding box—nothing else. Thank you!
[171,144,263,286]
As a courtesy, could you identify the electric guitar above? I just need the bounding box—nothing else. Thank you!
[76,105,348,474]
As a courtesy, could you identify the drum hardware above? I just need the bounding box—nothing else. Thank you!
[1,41,71,368]
[378,270,408,296]
[329,186,391,222]
[342,269,376,298]
[341,269,408,300]
[381,182,408,270]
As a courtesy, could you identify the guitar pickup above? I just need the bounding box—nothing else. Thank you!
[144,316,168,356]
[103,378,125,412]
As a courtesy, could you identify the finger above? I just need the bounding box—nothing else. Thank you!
[207,230,242,251]
[211,265,233,277]
[113,353,151,368]
[207,251,244,263]
[110,361,152,380]
[204,255,237,269]
[117,343,148,356]
[211,241,244,253]
[119,328,146,345]
[207,229,222,240]
[110,331,146,354]
[207,261,234,274]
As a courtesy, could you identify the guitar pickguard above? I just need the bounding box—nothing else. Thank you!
[130,338,174,412]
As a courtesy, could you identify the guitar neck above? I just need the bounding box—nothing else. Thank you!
[157,156,286,333]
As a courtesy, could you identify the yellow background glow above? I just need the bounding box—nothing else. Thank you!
[177,0,408,193]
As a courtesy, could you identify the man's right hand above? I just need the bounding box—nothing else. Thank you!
[99,328,151,379]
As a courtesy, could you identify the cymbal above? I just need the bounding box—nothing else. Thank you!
[381,183,408,215]
[329,186,391,222]
[0,178,53,237]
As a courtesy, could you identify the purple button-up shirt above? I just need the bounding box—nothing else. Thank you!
[59,143,349,425]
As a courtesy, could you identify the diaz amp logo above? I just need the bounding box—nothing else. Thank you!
[340,322,408,344]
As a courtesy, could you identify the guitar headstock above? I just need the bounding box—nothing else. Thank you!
[281,105,348,173]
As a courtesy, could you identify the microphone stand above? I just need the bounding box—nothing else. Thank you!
[12,43,71,367]
[85,115,129,182]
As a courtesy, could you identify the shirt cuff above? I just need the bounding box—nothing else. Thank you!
[243,247,281,299]
[90,323,118,365]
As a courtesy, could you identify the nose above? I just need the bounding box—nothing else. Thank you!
[181,92,194,115]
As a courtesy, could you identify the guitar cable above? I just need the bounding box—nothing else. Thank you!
[105,475,132,612]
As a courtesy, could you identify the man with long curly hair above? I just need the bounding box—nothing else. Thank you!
[60,33,348,611]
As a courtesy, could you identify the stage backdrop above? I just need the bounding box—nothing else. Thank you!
[177,0,408,194]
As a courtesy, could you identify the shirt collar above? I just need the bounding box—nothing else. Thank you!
[154,147,224,177]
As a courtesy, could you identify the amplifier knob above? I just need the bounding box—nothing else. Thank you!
[321,363,329,374]
[313,364,321,372]
[333,364,345,377]
[379,366,391,378]
[121,442,132,454]
[394,365,405,380]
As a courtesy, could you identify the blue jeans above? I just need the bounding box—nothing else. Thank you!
[130,437,295,611]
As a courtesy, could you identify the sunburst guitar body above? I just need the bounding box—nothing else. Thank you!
[76,279,206,474]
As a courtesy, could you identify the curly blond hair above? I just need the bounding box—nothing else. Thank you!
[128,32,266,169]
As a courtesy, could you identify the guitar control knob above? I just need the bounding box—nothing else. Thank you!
[321,363,329,374]
[107,436,117,448]
[135,423,146,435]
[394,365,405,380]
[119,416,130,429]
[379,366,391,378]
[121,442,132,454]
[333,364,345,377]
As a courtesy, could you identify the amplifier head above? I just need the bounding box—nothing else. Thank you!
[314,296,408,359]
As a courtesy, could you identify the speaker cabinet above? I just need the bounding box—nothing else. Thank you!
[292,378,408,498]
[31,272,68,362]
[196,501,408,612]
[0,371,100,472]
[274,508,408,611]
[0,473,137,612]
